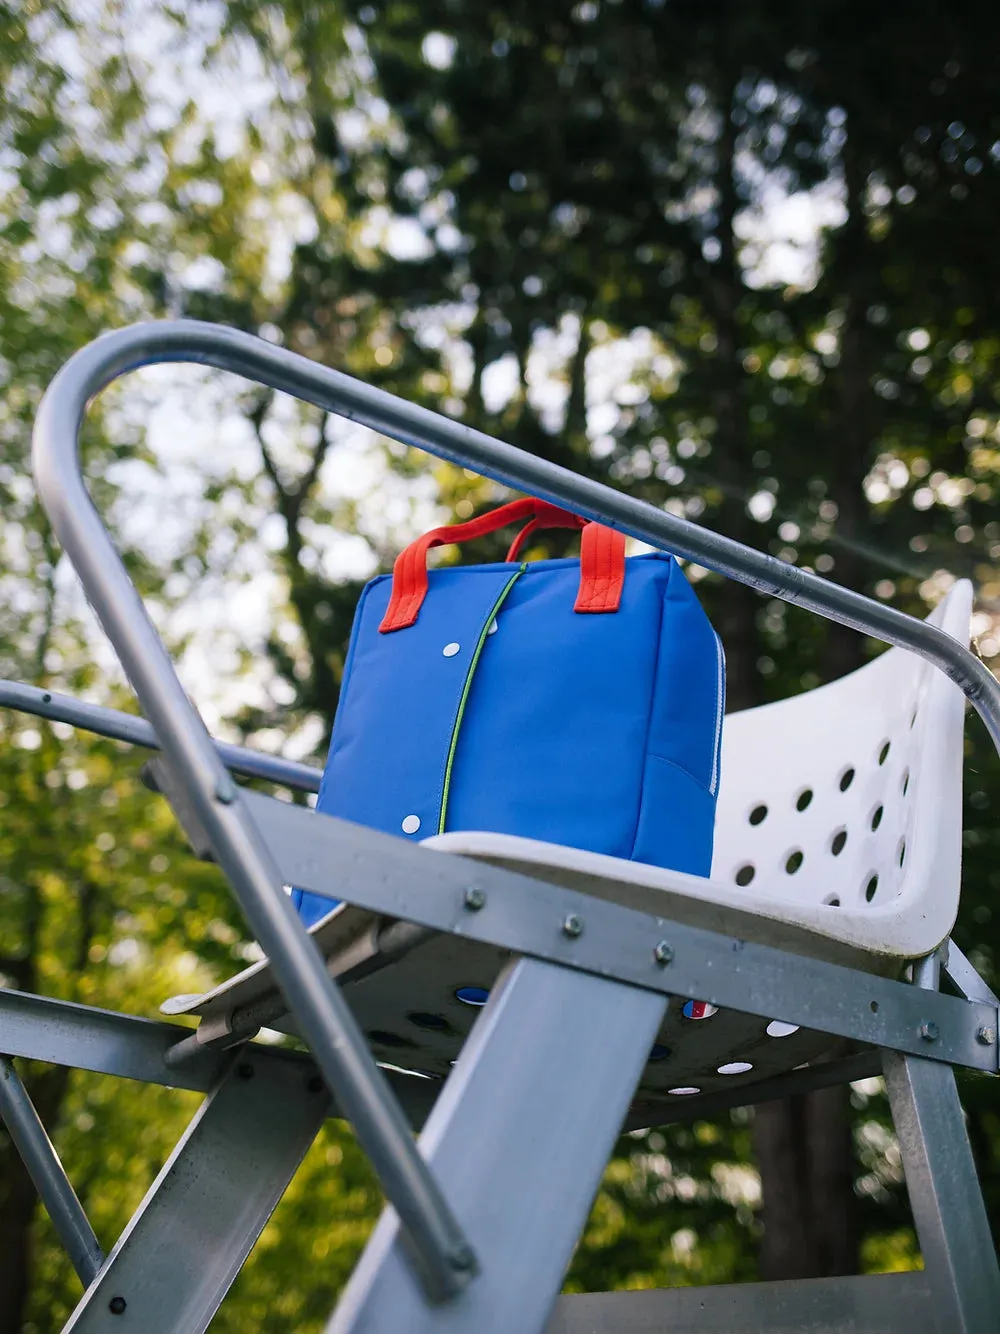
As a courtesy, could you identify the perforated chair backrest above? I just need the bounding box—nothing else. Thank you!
[710,581,972,958]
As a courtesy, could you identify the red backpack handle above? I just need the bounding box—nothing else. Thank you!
[379,498,626,633]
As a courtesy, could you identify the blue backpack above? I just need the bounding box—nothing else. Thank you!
[294,498,725,926]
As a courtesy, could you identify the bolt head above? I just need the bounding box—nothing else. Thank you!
[977,1025,996,1046]
[450,1243,477,1273]
[919,1021,939,1043]
[463,887,486,911]
[562,913,583,938]
[109,1296,127,1315]
[653,940,674,966]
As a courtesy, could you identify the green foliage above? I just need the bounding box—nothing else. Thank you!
[4,0,1000,1327]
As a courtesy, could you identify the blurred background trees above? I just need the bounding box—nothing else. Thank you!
[2,0,1000,1327]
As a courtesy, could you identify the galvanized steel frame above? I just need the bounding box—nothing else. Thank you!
[11,318,999,1327]
[0,978,989,1332]
[877,956,1000,1333]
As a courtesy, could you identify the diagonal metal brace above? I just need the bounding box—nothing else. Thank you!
[64,1055,329,1332]
[0,1056,105,1286]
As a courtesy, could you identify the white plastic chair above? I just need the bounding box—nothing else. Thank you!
[427,579,972,971]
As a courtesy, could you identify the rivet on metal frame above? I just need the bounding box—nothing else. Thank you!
[562,913,583,938]
[919,1020,939,1043]
[976,1025,996,1045]
[653,940,674,966]
[463,887,487,911]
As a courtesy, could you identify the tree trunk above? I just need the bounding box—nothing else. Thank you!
[752,118,870,1286]
[0,1067,74,1331]
[0,1144,36,1334]
[0,861,91,1327]
[754,1087,857,1279]
[708,50,763,717]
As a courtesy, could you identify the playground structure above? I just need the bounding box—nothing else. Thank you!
[0,319,995,1331]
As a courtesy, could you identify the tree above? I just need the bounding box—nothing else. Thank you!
[7,0,1000,1325]
[226,0,1000,1289]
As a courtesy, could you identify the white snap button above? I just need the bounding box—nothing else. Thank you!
[442,642,460,657]
[401,815,421,834]
[487,619,498,635]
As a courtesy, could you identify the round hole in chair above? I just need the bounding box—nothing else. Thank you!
[796,788,814,812]
[749,804,768,826]
[823,894,841,907]
[367,1029,418,1049]
[901,769,910,796]
[766,1020,800,1038]
[455,986,490,1007]
[878,740,891,766]
[870,805,884,831]
[668,1086,701,1096]
[864,873,879,902]
[735,863,756,887]
[898,837,906,867]
[408,1012,452,1032]
[785,849,804,874]
[910,706,918,730]
[717,1061,753,1076]
[839,766,856,792]
[648,1043,671,1062]
[870,1000,879,1013]
[830,829,848,856]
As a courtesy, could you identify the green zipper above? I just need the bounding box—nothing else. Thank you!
[438,564,526,834]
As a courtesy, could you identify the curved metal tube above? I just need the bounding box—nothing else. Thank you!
[33,319,1000,747]
[29,318,1000,1293]
[32,324,478,1299]
[0,680,322,792]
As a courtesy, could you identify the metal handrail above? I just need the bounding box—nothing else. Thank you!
[30,318,1000,1294]
[0,679,322,792]
[34,322,1000,745]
